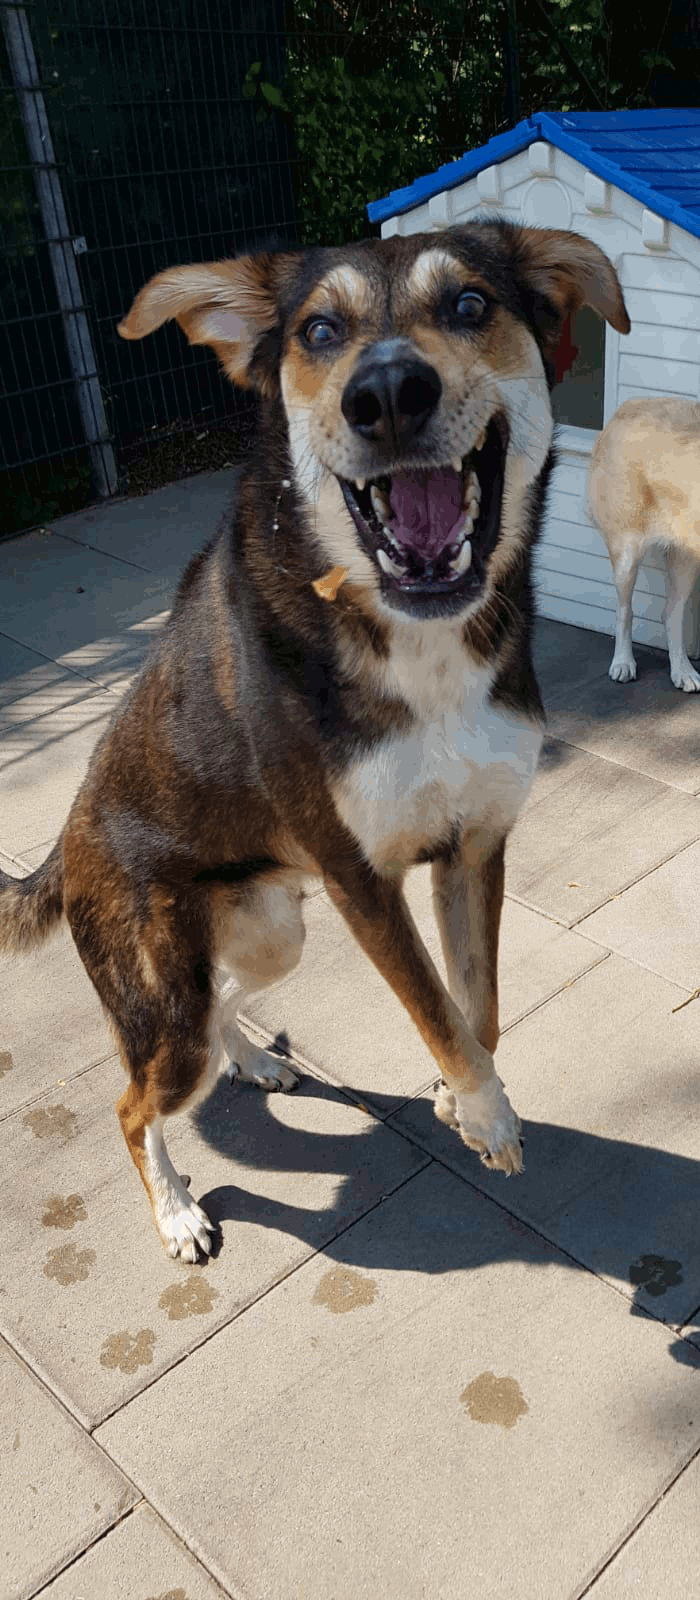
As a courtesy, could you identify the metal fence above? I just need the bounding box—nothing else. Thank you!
[0,0,503,536]
[0,0,305,533]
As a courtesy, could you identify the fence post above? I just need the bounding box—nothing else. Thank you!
[1,0,118,497]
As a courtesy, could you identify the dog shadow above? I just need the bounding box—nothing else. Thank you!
[192,1067,700,1366]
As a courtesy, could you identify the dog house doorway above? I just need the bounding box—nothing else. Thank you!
[551,310,605,432]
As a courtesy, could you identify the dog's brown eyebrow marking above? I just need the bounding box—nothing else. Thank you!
[406,248,494,304]
[408,248,462,295]
[310,263,373,314]
[292,264,374,334]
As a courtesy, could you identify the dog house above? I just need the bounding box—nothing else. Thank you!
[368,110,700,651]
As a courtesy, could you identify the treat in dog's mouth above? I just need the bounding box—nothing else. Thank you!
[339,414,508,614]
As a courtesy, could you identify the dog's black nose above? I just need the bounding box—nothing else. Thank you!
[341,341,442,448]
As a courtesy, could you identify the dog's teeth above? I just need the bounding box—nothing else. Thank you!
[355,478,366,492]
[377,547,406,578]
[462,470,481,515]
[370,484,392,522]
[475,427,487,452]
[464,468,481,497]
[451,456,462,474]
[449,538,472,576]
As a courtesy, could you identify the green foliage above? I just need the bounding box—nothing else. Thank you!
[239,0,696,247]
[288,56,445,244]
[238,0,645,247]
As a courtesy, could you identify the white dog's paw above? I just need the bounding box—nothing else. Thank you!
[452,1074,523,1177]
[609,656,637,683]
[227,1050,299,1093]
[670,659,700,692]
[154,1181,215,1263]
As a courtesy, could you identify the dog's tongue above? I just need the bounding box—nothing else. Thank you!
[388,467,463,557]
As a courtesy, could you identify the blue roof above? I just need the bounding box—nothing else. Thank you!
[367,109,700,242]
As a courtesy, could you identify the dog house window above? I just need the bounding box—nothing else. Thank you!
[551,308,605,430]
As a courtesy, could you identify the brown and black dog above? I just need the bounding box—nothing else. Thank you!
[0,222,629,1261]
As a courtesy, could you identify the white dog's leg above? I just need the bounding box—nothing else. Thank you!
[664,547,700,691]
[213,875,306,1092]
[609,541,641,682]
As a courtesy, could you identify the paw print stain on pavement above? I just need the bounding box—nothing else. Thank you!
[100,1329,156,1373]
[23,1103,77,1141]
[313,1266,378,1313]
[146,1589,190,1600]
[629,1253,683,1298]
[158,1273,219,1321]
[42,1193,87,1230]
[43,1242,96,1285]
[461,1372,529,1430]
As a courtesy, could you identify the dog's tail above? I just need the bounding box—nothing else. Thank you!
[0,841,64,954]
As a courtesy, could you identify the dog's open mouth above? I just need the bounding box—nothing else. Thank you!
[339,414,508,613]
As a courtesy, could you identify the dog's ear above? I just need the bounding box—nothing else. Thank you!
[118,254,301,392]
[510,226,630,361]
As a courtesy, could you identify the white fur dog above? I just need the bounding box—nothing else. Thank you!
[587,396,700,691]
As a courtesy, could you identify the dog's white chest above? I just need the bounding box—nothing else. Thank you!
[333,636,541,869]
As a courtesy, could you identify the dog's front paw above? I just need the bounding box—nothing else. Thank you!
[609,656,636,683]
[452,1074,523,1177]
[670,659,700,692]
[155,1181,215,1263]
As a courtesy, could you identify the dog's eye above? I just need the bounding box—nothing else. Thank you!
[454,291,488,324]
[304,318,338,348]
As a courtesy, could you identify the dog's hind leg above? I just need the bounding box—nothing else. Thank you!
[212,875,306,1094]
[63,829,219,1260]
[117,1074,217,1262]
[664,546,700,691]
[608,540,642,682]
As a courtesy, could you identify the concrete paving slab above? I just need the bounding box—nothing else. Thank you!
[52,469,235,574]
[533,615,614,706]
[1,1337,136,1600]
[392,955,700,1325]
[546,655,700,794]
[588,1453,700,1599]
[96,1164,700,1600]
[34,1503,229,1600]
[0,1054,426,1428]
[493,893,608,1024]
[0,530,174,691]
[0,632,71,711]
[13,837,57,869]
[579,838,700,990]
[681,1313,700,1350]
[507,743,700,924]
[243,877,441,1113]
[243,867,605,1114]
[0,662,120,732]
[0,916,112,1119]
[0,680,115,855]
[0,847,23,876]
